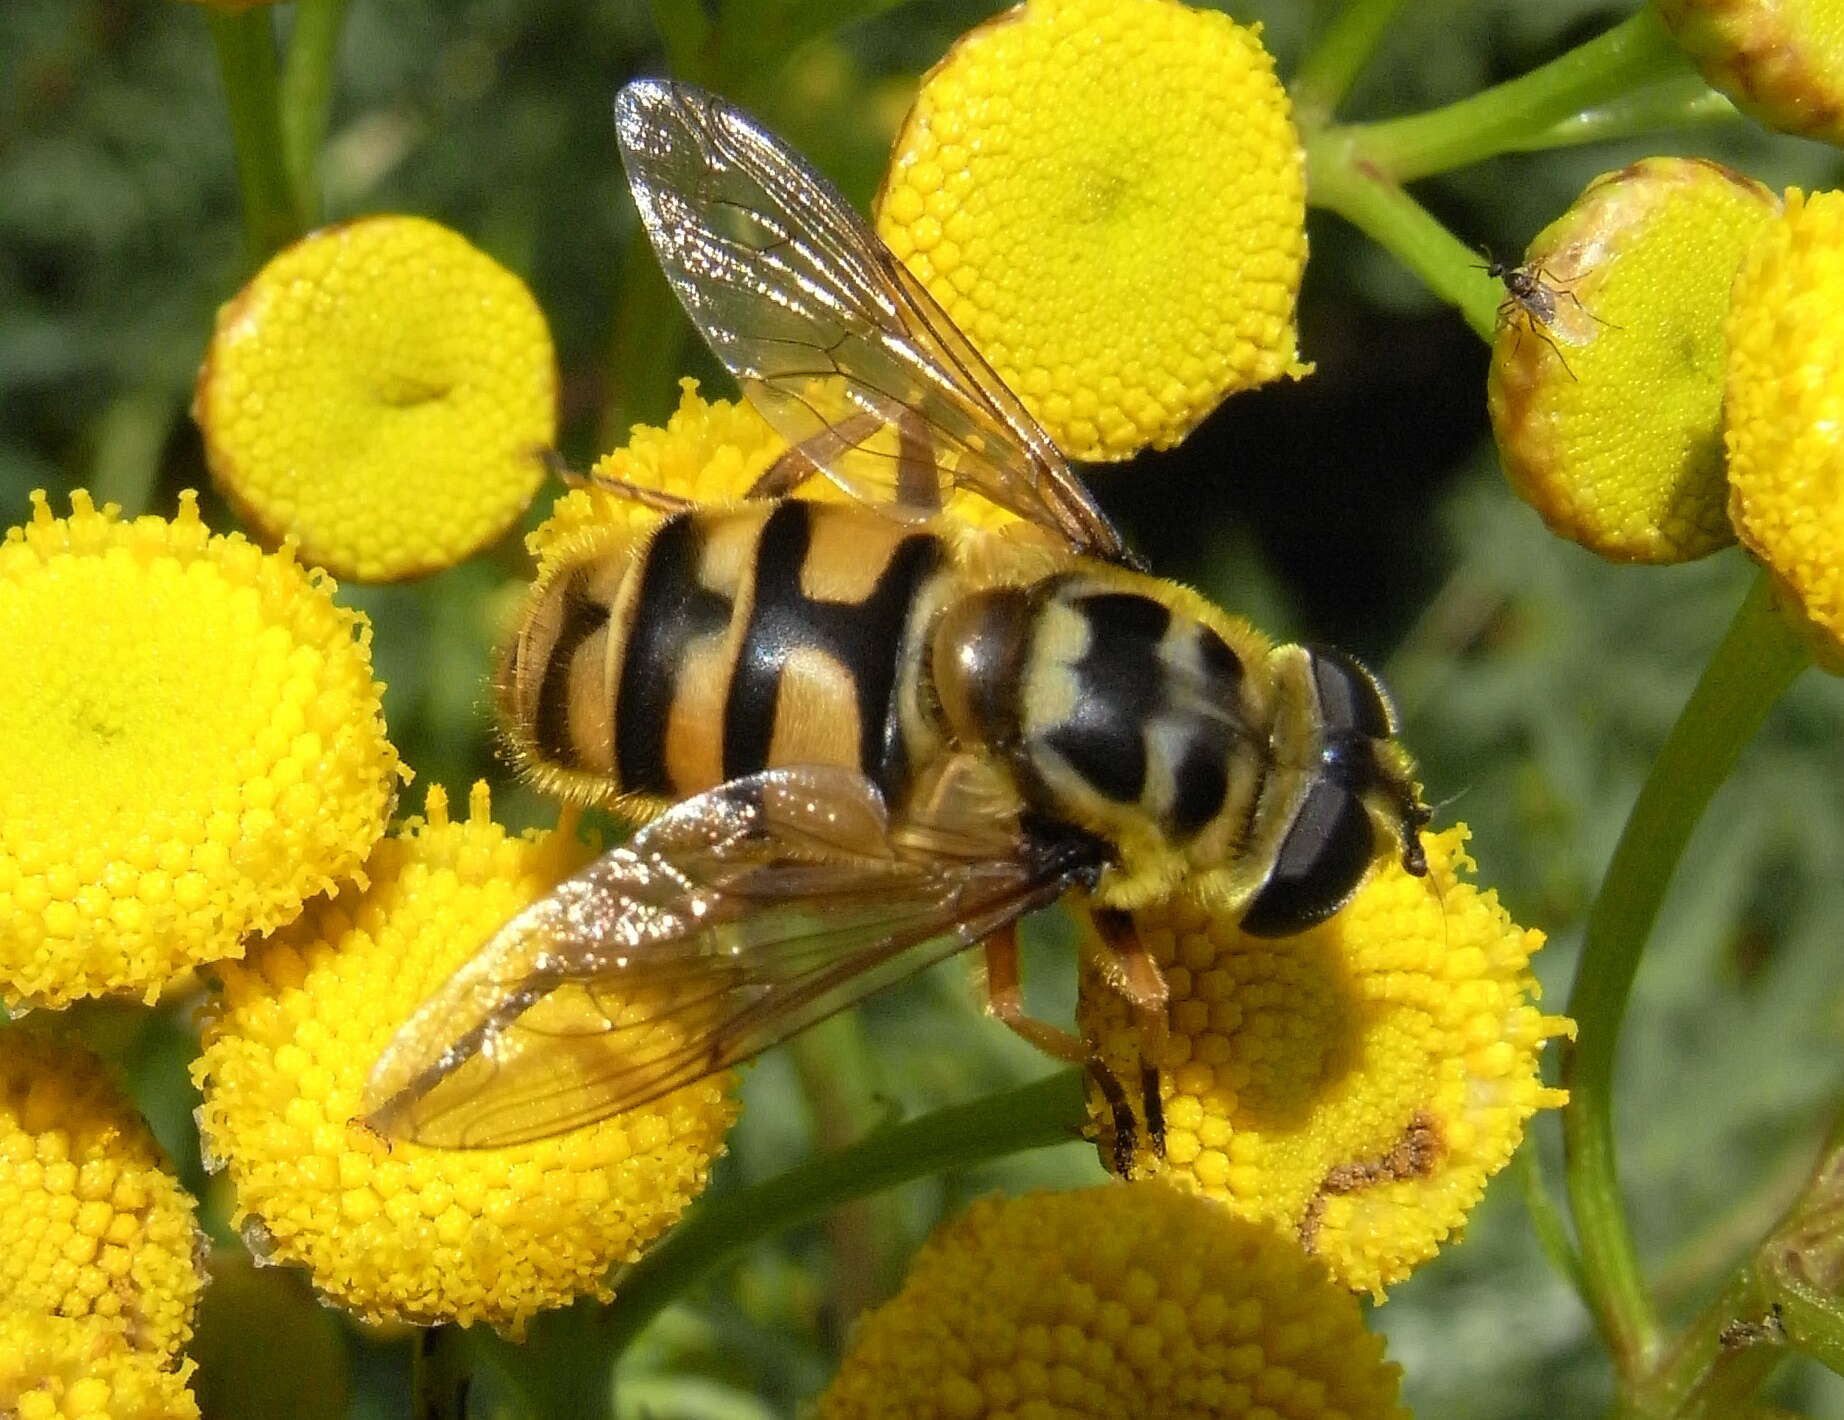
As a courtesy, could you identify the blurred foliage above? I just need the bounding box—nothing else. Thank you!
[5,0,1844,1416]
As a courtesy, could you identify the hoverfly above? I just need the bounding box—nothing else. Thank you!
[364,80,1430,1169]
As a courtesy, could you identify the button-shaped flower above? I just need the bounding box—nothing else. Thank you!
[877,0,1309,462]
[1489,158,1779,563]
[195,215,556,583]
[193,782,736,1332]
[818,1182,1407,1419]
[0,491,401,1009]
[1725,187,1844,670]
[1658,0,1844,147]
[0,1030,204,1366]
[1083,827,1570,1296]
[0,1312,198,1420]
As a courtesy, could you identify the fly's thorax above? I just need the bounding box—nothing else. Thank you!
[929,568,1277,900]
[1231,643,1428,937]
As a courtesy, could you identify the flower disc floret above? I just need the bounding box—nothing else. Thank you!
[818,1182,1407,1419]
[1488,158,1778,563]
[1725,187,1844,668]
[877,0,1309,461]
[0,1031,204,1363]
[195,215,556,582]
[0,491,401,1009]
[0,1313,199,1420]
[193,783,737,1332]
[1082,826,1570,1296]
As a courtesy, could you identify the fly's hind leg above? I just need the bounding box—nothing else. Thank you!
[1088,907,1170,1162]
[983,922,1138,1176]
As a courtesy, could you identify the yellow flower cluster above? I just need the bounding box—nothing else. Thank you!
[193,783,736,1331]
[0,1313,198,1420]
[0,1031,202,1415]
[0,491,401,1009]
[1488,158,1778,563]
[819,1183,1407,1419]
[877,0,1309,461]
[1725,187,1844,668]
[195,215,556,583]
[1083,827,1569,1295]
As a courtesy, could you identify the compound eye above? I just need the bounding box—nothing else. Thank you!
[1308,646,1395,740]
[1240,775,1376,937]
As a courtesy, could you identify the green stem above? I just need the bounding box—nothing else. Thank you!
[512,1070,1089,1409]
[1520,1139,1591,1304]
[208,9,304,266]
[1563,571,1810,1377]
[1322,8,1691,182]
[1291,0,1415,126]
[1525,70,1737,152]
[1305,150,1502,339]
[411,1325,470,1420]
[604,1070,1086,1353]
[279,0,351,226]
[599,229,690,449]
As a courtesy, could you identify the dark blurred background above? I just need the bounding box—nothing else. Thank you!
[5,1,1844,1416]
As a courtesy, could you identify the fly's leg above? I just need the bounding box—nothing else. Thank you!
[546,451,698,513]
[983,923,1138,1176]
[1088,906,1170,1162]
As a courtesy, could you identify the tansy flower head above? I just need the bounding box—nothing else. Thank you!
[1488,158,1779,563]
[195,215,557,583]
[192,782,736,1332]
[1658,0,1844,146]
[0,1029,204,1364]
[876,0,1309,462]
[1726,187,1844,670]
[0,491,401,1009]
[531,378,1016,582]
[0,1312,199,1420]
[817,1182,1407,1419]
[1082,826,1570,1296]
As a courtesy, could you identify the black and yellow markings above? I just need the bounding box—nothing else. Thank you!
[722,501,943,794]
[532,562,611,774]
[616,513,732,796]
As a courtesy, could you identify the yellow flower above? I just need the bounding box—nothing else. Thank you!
[0,1312,199,1420]
[876,0,1309,462]
[0,491,401,1009]
[0,1030,204,1364]
[1082,827,1571,1296]
[1488,158,1779,563]
[193,783,736,1332]
[1657,0,1844,147]
[1725,187,1844,669]
[817,1182,1407,1420]
[195,215,556,583]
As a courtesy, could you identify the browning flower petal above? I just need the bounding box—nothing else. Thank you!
[1658,0,1844,147]
[1081,826,1570,1296]
[0,492,402,1009]
[818,1182,1408,1419]
[876,0,1310,461]
[192,783,736,1332]
[0,1030,204,1365]
[195,215,556,582]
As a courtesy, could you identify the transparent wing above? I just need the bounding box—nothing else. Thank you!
[363,764,1100,1148]
[613,77,1128,561]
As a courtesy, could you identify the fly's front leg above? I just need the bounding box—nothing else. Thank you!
[547,451,697,513]
[983,922,1138,1177]
[1087,906,1170,1162]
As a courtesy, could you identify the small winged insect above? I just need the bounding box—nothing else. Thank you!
[1481,250,1614,377]
[364,80,1432,1172]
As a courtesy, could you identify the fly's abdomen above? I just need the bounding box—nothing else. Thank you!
[500,500,951,807]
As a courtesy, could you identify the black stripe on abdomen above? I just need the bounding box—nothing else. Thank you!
[723,501,943,793]
[614,514,732,796]
[532,564,610,768]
